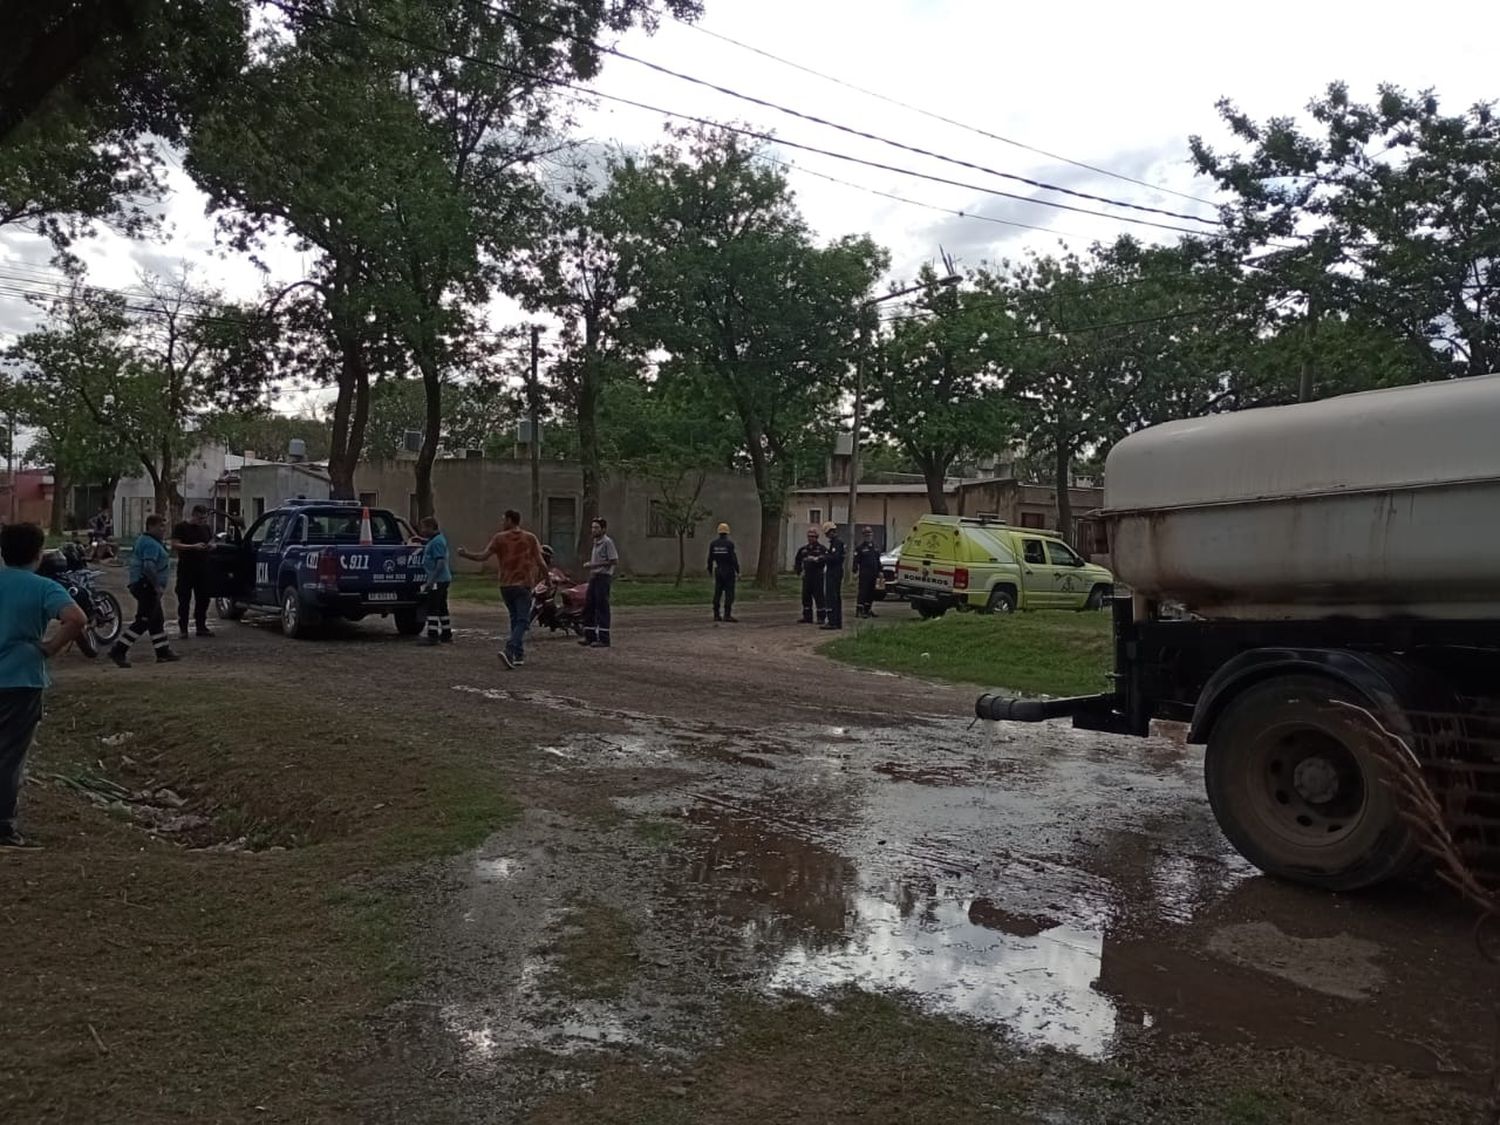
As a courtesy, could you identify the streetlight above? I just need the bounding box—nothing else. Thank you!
[846,274,960,533]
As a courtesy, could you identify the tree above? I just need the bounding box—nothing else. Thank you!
[513,185,641,561]
[202,411,332,462]
[192,0,699,518]
[868,263,1016,513]
[3,0,248,246]
[987,238,1255,540]
[608,374,737,584]
[8,273,269,520]
[362,375,520,460]
[612,127,886,585]
[1191,82,1500,390]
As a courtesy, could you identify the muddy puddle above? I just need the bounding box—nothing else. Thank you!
[431,705,1494,1082]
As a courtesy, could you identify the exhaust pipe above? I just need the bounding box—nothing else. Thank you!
[974,692,1117,724]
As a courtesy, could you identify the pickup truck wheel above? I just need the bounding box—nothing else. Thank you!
[1204,675,1419,891]
[915,602,947,620]
[280,587,319,639]
[216,597,245,621]
[983,588,1016,614]
[1084,584,1111,611]
[394,609,425,636]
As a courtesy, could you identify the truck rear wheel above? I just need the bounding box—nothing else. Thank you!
[394,608,425,636]
[915,602,948,620]
[1204,675,1419,891]
[280,586,320,639]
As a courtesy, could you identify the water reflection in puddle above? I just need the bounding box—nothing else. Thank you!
[680,802,1118,1056]
[770,892,1115,1056]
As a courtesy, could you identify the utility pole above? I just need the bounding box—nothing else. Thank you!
[527,325,543,532]
[4,409,15,525]
[1297,294,1318,403]
[846,319,868,530]
[846,273,961,533]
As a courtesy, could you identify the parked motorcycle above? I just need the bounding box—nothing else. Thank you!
[38,543,124,657]
[530,567,588,636]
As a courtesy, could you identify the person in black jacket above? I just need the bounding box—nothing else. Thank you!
[820,522,846,630]
[853,526,883,618]
[793,527,827,624]
[707,523,740,622]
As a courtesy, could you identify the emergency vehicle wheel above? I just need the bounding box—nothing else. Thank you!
[983,588,1016,614]
[915,602,947,619]
[394,609,425,636]
[281,587,319,639]
[216,597,245,621]
[1205,675,1419,891]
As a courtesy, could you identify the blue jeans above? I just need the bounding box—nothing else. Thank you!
[501,585,532,660]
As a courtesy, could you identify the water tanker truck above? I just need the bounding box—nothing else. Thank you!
[977,375,1500,891]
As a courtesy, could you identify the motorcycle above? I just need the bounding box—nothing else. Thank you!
[530,566,588,636]
[38,543,124,657]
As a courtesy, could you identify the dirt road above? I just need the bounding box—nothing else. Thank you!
[14,591,1495,1122]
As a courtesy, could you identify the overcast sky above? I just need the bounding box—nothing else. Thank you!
[4,0,1498,418]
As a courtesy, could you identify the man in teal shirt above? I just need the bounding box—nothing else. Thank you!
[0,522,87,848]
[110,514,180,667]
[418,515,453,645]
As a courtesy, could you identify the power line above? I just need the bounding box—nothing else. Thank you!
[679,21,1221,211]
[486,3,1220,228]
[266,1,1227,239]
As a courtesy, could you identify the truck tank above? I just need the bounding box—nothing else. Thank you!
[1104,374,1500,620]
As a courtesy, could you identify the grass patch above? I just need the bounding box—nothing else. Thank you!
[543,901,638,1000]
[2,676,519,1123]
[633,817,685,848]
[449,572,780,607]
[821,610,1113,695]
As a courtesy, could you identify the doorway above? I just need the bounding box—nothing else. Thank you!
[547,496,578,567]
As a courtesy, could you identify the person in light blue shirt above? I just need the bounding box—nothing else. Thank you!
[418,516,453,645]
[110,514,180,667]
[0,522,87,848]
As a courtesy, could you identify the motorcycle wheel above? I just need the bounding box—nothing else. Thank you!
[89,591,124,647]
[75,631,100,658]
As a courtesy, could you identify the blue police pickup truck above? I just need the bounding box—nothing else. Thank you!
[206,500,429,639]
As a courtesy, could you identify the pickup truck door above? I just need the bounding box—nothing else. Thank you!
[244,513,289,606]
[1045,539,1091,606]
[1019,537,1056,608]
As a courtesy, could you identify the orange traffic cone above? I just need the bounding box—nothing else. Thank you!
[358,506,373,546]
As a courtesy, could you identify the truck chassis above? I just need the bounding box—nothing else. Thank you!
[978,597,1500,891]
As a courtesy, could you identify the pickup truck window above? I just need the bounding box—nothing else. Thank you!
[1046,540,1082,567]
[248,514,287,548]
[301,511,404,544]
[1022,539,1047,566]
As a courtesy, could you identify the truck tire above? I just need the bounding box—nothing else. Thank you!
[983,587,1016,614]
[1084,584,1111,611]
[394,608,425,636]
[280,586,319,639]
[1204,675,1419,891]
[216,597,245,622]
[915,602,947,620]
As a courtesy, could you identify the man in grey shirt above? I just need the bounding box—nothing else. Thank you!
[580,517,618,648]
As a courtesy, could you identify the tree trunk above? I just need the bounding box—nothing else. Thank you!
[922,459,949,515]
[155,445,182,523]
[675,531,686,586]
[1054,441,1073,545]
[575,372,601,564]
[743,435,782,588]
[327,328,370,499]
[413,351,442,520]
[49,468,66,533]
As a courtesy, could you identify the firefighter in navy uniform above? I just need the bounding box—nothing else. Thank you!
[793,527,827,623]
[707,522,740,622]
[853,526,883,618]
[820,522,846,630]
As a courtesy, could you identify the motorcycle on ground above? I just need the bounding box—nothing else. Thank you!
[38,543,124,657]
[530,566,589,636]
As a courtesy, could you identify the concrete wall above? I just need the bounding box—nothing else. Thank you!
[351,458,766,577]
[238,463,332,520]
[113,444,236,536]
[780,490,940,568]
